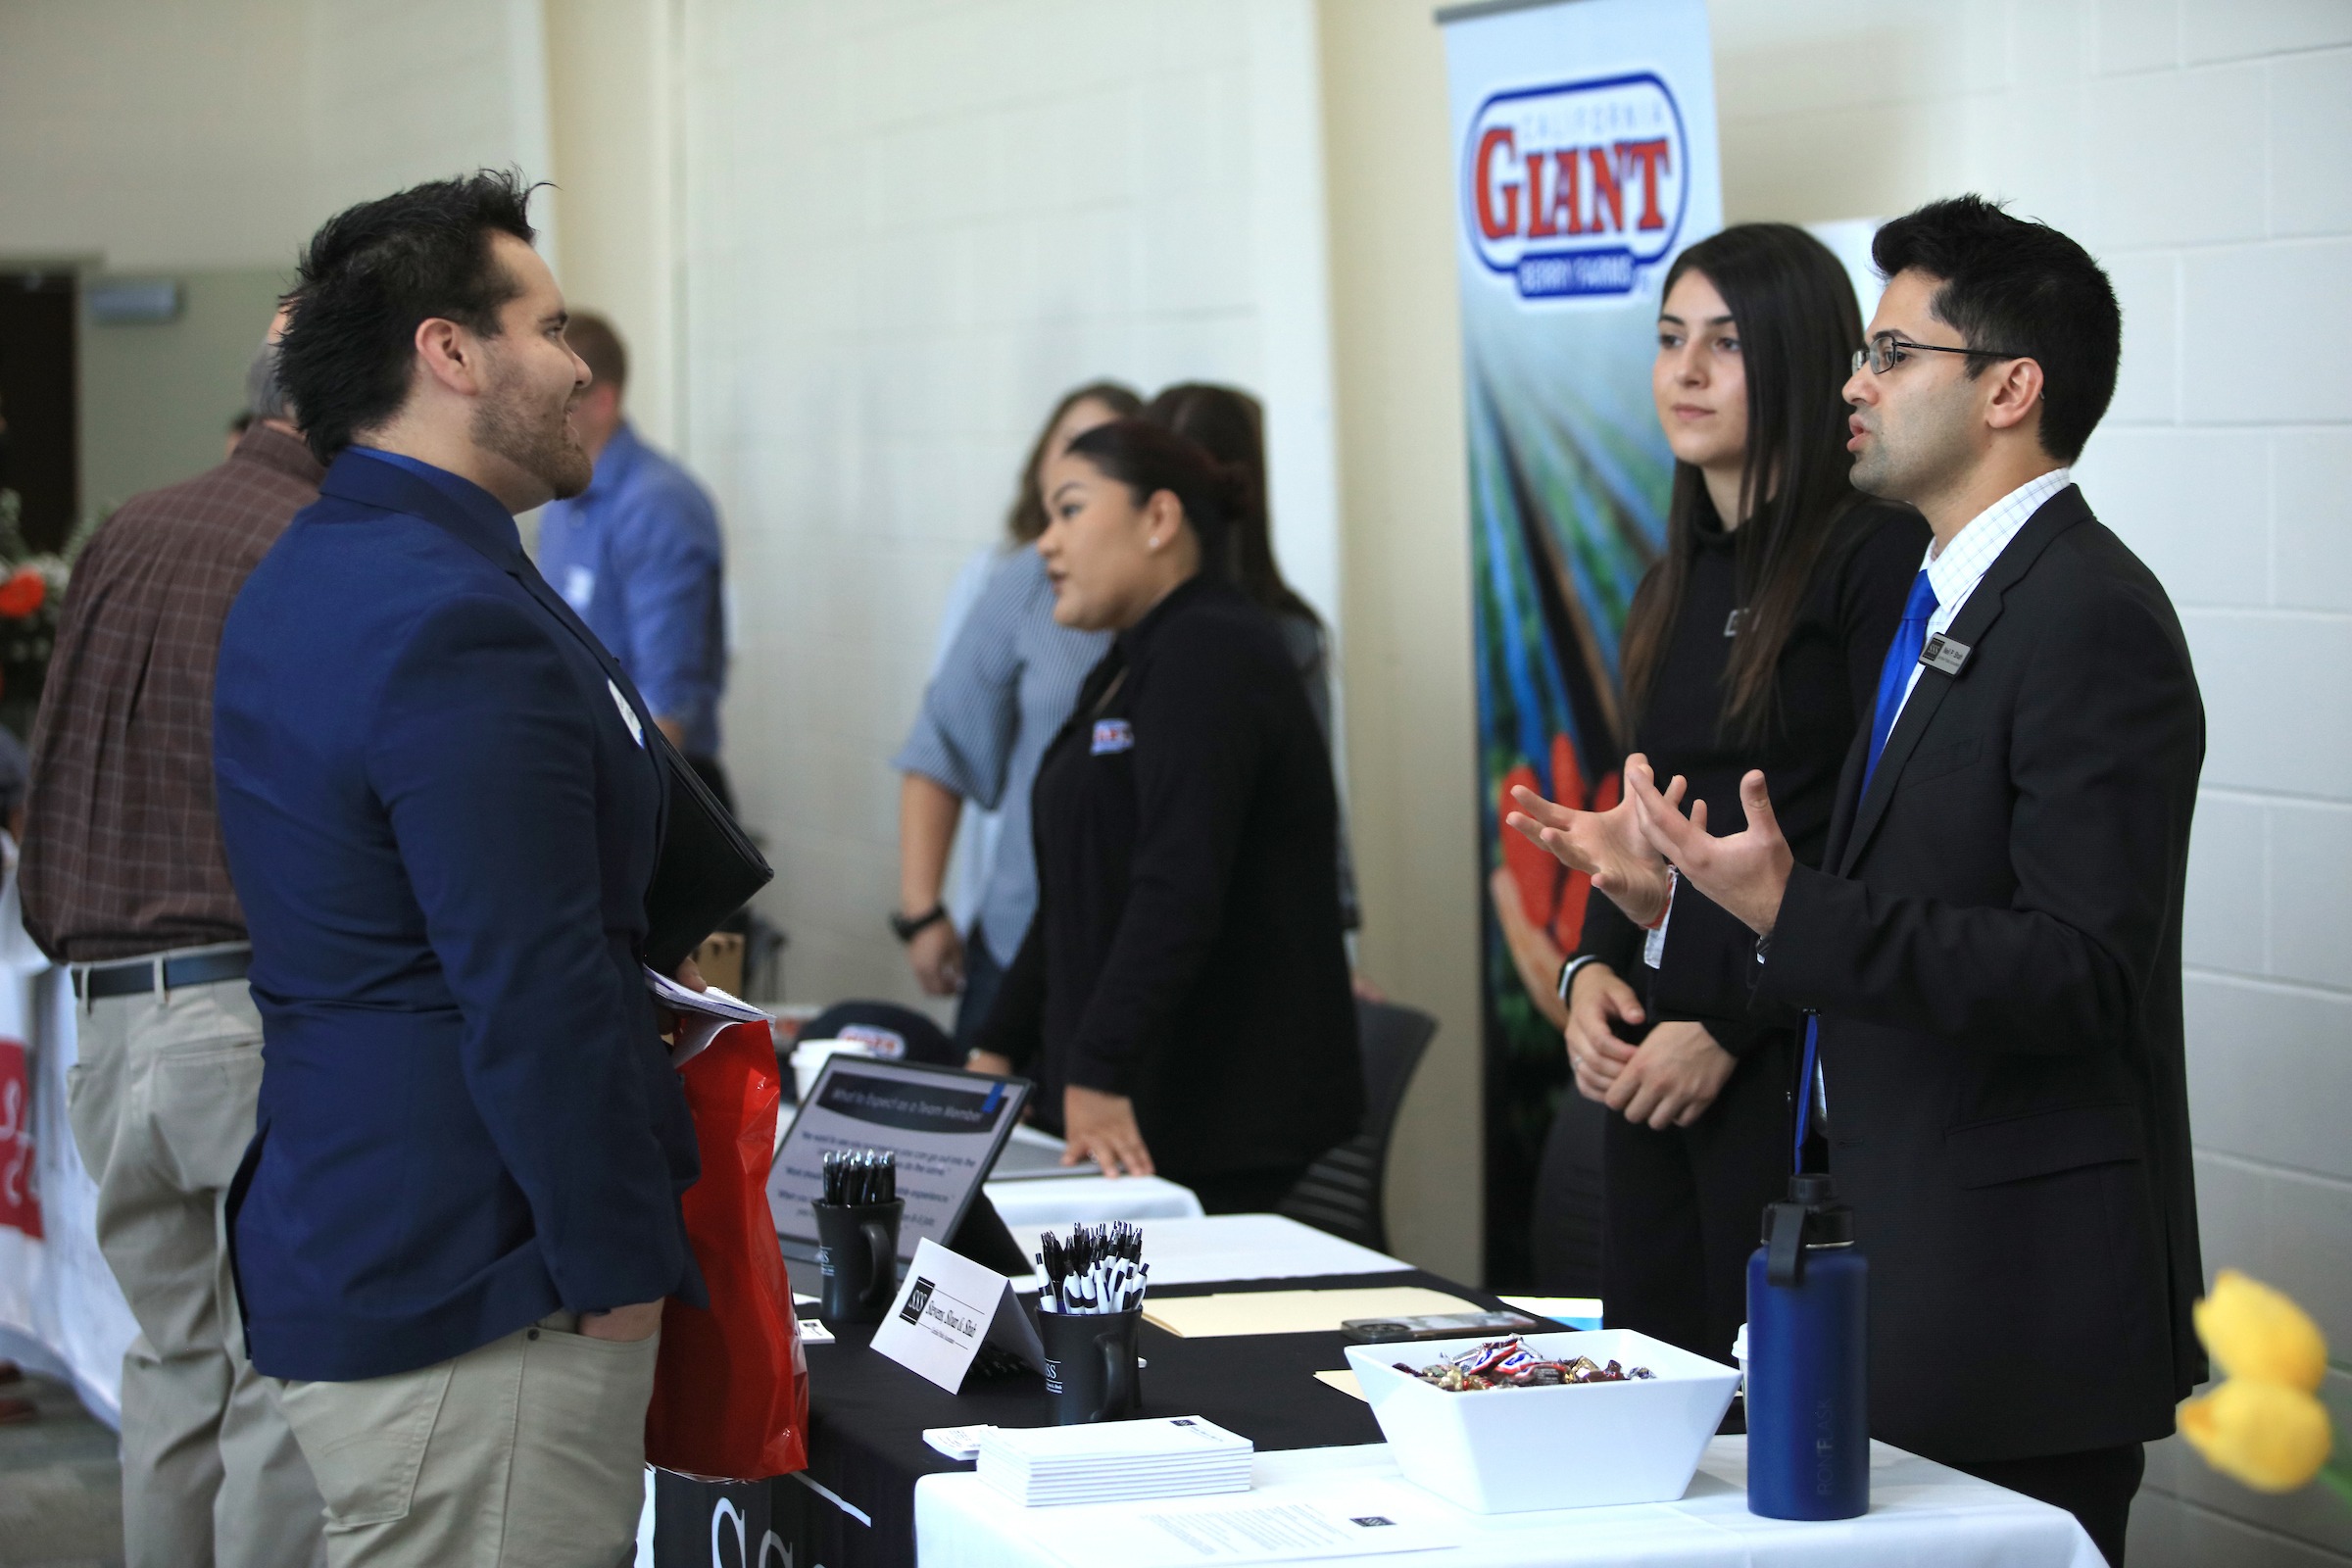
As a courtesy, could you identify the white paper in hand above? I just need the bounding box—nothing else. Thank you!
[642,965,769,1066]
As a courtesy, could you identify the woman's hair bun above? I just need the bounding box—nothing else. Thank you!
[1062,418,1249,567]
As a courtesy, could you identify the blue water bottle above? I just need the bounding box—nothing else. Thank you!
[1745,1172,1868,1520]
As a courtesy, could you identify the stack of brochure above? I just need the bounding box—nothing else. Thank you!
[975,1417,1254,1506]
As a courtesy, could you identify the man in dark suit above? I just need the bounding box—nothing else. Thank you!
[213,171,702,1565]
[1623,197,2204,1567]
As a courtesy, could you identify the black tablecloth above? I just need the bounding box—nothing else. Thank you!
[652,1268,1532,1567]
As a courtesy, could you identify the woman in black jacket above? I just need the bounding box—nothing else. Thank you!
[969,418,1360,1213]
[1509,224,1928,1366]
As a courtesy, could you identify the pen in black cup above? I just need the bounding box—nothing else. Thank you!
[1035,1222,1148,1315]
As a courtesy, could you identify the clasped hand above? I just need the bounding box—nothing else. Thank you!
[1563,964,1734,1128]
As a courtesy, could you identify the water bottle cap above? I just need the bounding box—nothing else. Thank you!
[1788,1173,1838,1206]
[1758,1173,1855,1249]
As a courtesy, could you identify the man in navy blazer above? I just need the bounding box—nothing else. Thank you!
[214,171,701,1565]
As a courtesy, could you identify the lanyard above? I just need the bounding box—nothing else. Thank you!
[1793,1014,1820,1170]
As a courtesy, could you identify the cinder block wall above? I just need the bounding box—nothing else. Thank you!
[668,0,1347,1020]
[1712,4,2352,1562]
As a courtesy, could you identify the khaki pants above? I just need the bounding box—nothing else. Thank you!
[66,955,326,1568]
[277,1315,660,1568]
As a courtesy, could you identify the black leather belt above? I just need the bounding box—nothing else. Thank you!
[74,948,252,1001]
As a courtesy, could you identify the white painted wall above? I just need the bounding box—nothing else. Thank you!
[546,0,685,452]
[0,0,559,533]
[0,0,554,272]
[665,0,1347,1017]
[0,0,311,271]
[1315,0,1485,1287]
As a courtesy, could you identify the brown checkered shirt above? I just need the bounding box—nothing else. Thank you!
[22,423,325,961]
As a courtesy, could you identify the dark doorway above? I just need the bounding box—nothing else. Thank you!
[0,274,79,554]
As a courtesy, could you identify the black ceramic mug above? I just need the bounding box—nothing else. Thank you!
[1038,1305,1144,1425]
[811,1199,902,1323]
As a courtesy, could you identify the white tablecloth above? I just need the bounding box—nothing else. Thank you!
[913,1438,2104,1568]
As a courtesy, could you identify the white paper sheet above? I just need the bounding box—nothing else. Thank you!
[1019,1486,1454,1567]
[643,967,771,1066]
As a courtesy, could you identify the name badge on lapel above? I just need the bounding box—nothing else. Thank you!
[1919,634,1971,677]
[608,679,646,748]
[1091,719,1134,756]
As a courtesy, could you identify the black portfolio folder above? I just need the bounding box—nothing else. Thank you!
[643,728,773,976]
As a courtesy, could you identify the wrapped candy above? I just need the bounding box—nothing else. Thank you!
[1394,1337,1655,1393]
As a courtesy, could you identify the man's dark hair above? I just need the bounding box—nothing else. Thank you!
[564,312,627,393]
[277,170,542,464]
[1871,195,2120,464]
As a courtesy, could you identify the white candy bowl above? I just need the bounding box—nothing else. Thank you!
[1344,1329,1740,1513]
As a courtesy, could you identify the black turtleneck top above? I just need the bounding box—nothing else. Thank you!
[1577,500,1930,1054]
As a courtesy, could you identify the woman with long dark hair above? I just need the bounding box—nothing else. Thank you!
[969,418,1361,1212]
[1143,382,1360,936]
[1509,224,1928,1365]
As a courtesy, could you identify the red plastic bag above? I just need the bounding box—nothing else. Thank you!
[645,1016,809,1481]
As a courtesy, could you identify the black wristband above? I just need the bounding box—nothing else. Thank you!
[890,905,949,944]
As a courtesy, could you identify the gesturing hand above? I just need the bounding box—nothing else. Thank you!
[1606,1021,1736,1130]
[1563,962,1642,1104]
[1062,1086,1154,1179]
[1505,767,1685,929]
[1626,760,1793,937]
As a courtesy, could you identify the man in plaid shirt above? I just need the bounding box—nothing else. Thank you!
[23,327,326,1568]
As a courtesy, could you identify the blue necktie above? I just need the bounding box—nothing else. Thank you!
[1863,569,1939,793]
[1796,567,1938,1166]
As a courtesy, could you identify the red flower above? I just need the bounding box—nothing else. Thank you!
[0,568,43,619]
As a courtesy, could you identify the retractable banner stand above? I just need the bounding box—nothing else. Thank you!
[1437,0,1721,1287]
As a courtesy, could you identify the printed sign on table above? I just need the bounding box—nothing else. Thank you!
[869,1236,1044,1396]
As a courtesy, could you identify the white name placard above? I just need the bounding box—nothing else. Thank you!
[870,1237,1045,1394]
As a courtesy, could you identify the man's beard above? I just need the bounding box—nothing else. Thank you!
[473,354,592,501]
[1849,390,1975,505]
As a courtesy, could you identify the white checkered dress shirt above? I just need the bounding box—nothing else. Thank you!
[1889,466,2073,726]
[1796,466,2071,1128]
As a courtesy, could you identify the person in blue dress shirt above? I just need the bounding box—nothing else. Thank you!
[535,312,734,807]
[214,171,702,1567]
